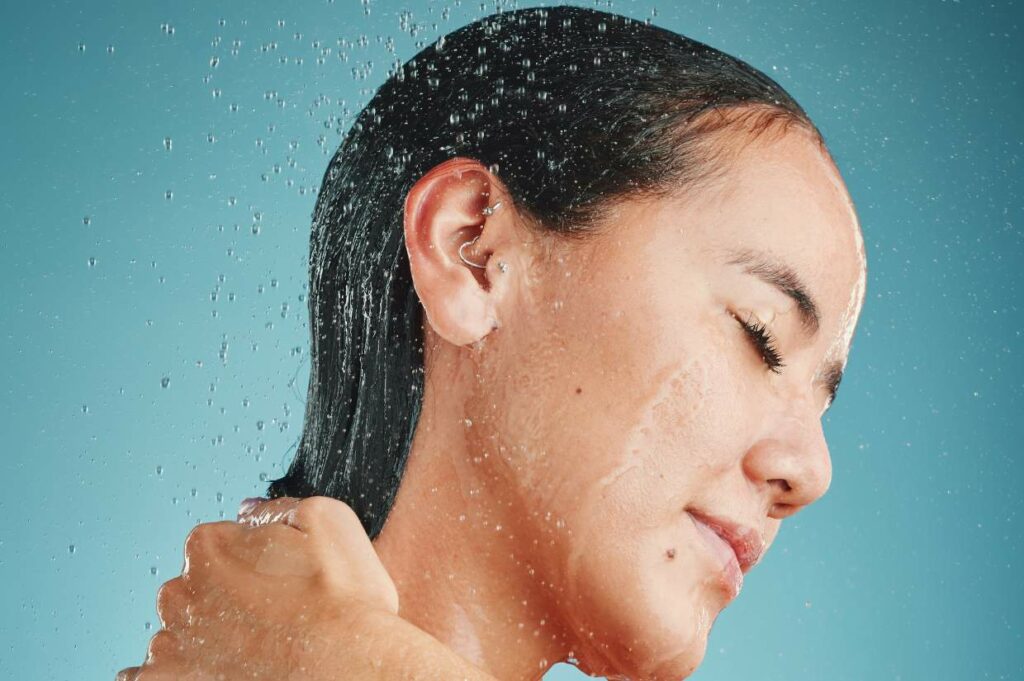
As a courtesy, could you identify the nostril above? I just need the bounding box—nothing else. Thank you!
[770,478,792,493]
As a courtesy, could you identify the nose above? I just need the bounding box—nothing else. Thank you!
[742,405,833,519]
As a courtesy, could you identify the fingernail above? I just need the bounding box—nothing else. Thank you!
[237,496,266,517]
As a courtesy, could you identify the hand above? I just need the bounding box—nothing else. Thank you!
[116,495,400,681]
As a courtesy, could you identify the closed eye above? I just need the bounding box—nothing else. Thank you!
[730,311,785,374]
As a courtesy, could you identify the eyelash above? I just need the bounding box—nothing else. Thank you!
[731,311,785,374]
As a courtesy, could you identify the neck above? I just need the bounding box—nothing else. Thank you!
[372,366,576,681]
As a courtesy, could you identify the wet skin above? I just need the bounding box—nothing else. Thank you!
[380,123,866,680]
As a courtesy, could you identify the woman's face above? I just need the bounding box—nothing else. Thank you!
[465,129,866,679]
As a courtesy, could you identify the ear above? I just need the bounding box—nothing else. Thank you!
[403,157,520,347]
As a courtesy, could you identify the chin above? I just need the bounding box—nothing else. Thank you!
[572,627,709,681]
[563,560,718,681]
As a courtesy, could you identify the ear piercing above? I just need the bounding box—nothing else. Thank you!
[458,236,488,269]
[458,200,508,272]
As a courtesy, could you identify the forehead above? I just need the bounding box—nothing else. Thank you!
[690,129,867,353]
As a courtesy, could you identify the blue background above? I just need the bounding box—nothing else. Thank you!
[2,0,1021,679]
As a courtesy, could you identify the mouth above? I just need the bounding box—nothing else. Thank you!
[686,509,765,598]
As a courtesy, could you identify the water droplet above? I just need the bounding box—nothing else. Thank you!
[209,56,219,68]
[87,257,97,268]
[82,215,91,225]
[150,566,159,576]
[156,465,163,475]
[160,376,170,388]
[68,544,76,555]
[163,137,172,151]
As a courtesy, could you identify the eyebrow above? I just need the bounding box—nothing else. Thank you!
[722,247,844,409]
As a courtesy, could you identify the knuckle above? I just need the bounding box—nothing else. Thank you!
[155,578,186,626]
[183,521,239,566]
[301,495,360,530]
[294,495,331,526]
[183,523,217,559]
[145,629,182,663]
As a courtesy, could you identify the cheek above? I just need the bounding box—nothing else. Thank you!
[546,358,737,674]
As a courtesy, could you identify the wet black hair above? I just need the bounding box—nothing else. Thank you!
[266,5,828,539]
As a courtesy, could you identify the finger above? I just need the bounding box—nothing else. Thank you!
[116,667,139,681]
[156,577,188,630]
[182,521,246,578]
[224,521,315,577]
[145,629,184,666]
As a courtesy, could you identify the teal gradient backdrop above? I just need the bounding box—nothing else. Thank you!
[2,1,1021,679]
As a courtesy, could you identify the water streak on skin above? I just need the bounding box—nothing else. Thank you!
[564,357,703,609]
[824,233,867,376]
[448,600,486,669]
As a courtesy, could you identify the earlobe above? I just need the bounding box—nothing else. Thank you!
[402,158,513,347]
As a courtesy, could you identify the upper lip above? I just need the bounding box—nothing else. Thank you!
[688,508,766,574]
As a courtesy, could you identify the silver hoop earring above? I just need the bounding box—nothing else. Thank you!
[458,200,507,271]
[458,236,487,269]
[458,238,510,273]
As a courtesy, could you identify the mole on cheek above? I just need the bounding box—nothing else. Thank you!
[666,547,676,560]
[575,387,583,394]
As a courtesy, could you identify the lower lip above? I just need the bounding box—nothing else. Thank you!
[688,512,744,599]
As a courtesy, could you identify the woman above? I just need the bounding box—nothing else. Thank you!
[119,5,866,680]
